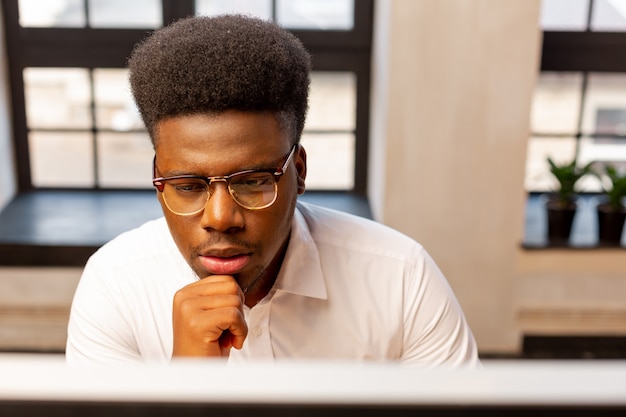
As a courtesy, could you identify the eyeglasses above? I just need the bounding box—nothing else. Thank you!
[152,144,298,216]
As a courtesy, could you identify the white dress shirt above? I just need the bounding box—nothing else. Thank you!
[66,202,479,366]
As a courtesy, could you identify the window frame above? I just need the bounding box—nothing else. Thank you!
[1,0,373,195]
[530,0,626,194]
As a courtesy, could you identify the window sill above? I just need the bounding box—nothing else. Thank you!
[522,193,625,250]
[0,189,372,267]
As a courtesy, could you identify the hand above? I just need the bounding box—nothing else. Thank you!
[172,275,247,358]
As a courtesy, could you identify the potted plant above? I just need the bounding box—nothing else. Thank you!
[595,164,626,246]
[545,156,593,245]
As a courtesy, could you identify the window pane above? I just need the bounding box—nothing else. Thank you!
[578,136,625,192]
[88,0,161,28]
[195,0,272,20]
[540,0,589,31]
[591,0,626,31]
[29,132,94,187]
[306,72,356,131]
[23,68,91,129]
[277,0,353,30]
[93,69,144,131]
[524,136,578,192]
[576,137,606,192]
[530,72,582,134]
[301,133,354,190]
[582,73,626,134]
[18,0,85,27]
[579,74,626,190]
[97,133,153,188]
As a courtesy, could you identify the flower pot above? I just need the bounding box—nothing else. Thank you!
[546,200,576,245]
[596,203,626,246]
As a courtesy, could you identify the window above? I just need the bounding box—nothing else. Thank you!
[17,0,162,28]
[23,67,150,188]
[527,0,626,194]
[3,0,372,194]
[196,0,354,30]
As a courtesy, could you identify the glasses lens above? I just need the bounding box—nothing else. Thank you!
[229,172,277,209]
[162,178,208,215]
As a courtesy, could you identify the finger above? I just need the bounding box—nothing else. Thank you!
[174,279,244,309]
[218,329,246,351]
[220,320,247,350]
[202,309,248,351]
[172,306,248,357]
[178,275,245,302]
[176,294,244,314]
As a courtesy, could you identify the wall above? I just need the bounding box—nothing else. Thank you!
[370,0,542,353]
[370,0,626,355]
[515,250,626,338]
[0,268,82,351]
[0,6,17,211]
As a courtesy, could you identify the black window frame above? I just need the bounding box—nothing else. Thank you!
[1,0,373,196]
[535,0,626,177]
[522,0,626,249]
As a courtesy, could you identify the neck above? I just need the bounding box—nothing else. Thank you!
[244,235,290,308]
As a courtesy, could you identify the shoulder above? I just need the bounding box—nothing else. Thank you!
[79,216,193,300]
[296,201,423,259]
[87,217,176,268]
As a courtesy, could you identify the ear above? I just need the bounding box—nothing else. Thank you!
[294,144,307,195]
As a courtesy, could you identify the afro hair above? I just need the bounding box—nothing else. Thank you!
[128,14,311,145]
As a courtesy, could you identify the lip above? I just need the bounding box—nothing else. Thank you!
[199,250,251,275]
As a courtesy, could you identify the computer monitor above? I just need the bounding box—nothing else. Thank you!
[1,355,625,416]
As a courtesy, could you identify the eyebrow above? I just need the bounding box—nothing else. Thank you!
[155,158,281,178]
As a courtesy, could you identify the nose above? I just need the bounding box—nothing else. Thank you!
[199,180,245,233]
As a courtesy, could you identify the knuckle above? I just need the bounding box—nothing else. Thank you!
[225,306,245,325]
[223,279,242,294]
[172,286,192,306]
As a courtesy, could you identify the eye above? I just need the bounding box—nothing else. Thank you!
[244,176,272,187]
[233,173,274,189]
[167,179,207,193]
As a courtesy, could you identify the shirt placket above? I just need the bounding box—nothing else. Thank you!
[244,299,273,358]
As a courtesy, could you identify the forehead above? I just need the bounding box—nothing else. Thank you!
[154,111,291,174]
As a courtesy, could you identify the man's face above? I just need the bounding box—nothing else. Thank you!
[153,111,306,290]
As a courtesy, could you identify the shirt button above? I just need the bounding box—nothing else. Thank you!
[253,326,263,337]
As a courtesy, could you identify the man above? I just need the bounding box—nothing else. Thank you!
[66,15,478,365]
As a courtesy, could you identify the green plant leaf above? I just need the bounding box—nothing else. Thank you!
[601,164,626,210]
[547,156,593,204]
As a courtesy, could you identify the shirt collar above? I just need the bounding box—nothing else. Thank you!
[272,203,328,300]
